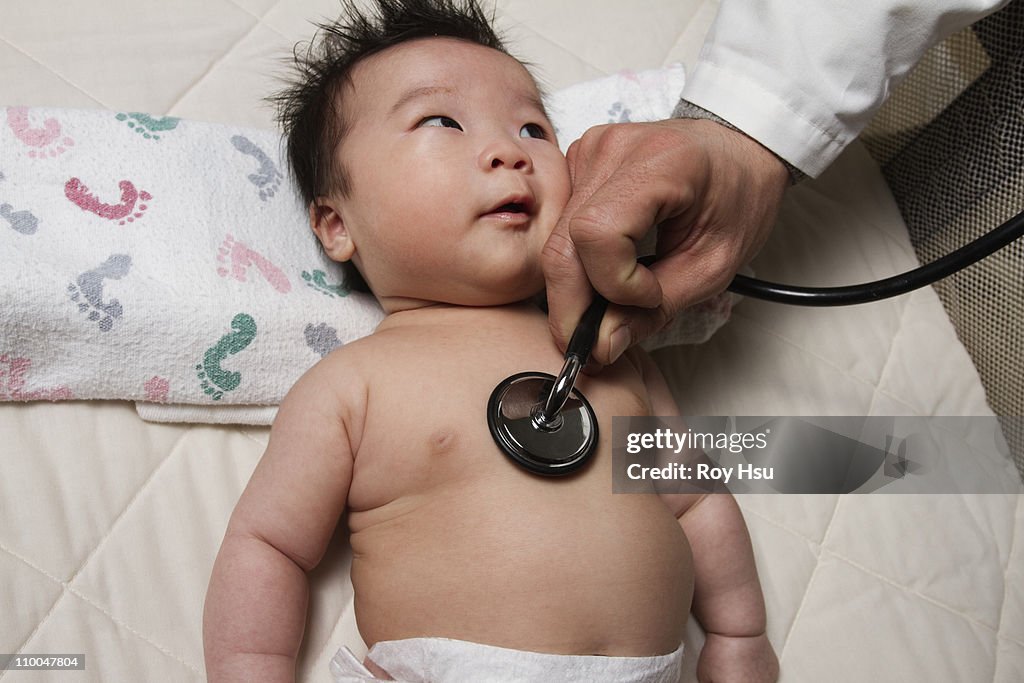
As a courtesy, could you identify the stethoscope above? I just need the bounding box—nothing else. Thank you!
[488,207,1024,476]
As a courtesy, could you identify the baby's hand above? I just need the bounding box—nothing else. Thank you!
[697,631,778,683]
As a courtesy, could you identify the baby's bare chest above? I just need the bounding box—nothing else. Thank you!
[345,315,650,508]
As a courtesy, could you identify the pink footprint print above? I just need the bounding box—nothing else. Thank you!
[0,354,74,401]
[216,234,292,293]
[143,376,170,403]
[64,177,152,225]
[6,106,75,158]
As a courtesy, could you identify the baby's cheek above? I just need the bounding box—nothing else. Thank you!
[550,158,572,207]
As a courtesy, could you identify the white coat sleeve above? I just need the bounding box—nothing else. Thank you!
[680,0,1010,177]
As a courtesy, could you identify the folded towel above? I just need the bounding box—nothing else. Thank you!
[0,105,384,422]
[0,63,733,425]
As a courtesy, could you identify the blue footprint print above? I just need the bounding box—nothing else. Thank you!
[67,254,132,332]
[196,313,258,401]
[1,202,39,235]
[304,322,342,358]
[0,171,38,235]
[231,135,283,201]
[607,101,632,123]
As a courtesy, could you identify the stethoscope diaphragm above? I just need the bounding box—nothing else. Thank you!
[487,371,598,476]
[487,258,652,476]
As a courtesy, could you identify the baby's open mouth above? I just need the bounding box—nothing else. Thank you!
[485,195,534,217]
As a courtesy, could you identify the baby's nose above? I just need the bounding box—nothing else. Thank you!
[481,139,532,172]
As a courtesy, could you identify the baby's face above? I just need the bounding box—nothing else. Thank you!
[324,37,570,309]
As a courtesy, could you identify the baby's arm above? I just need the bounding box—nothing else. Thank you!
[633,350,778,682]
[203,361,357,683]
[676,489,778,682]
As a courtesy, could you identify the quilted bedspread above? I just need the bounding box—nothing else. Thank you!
[1,1,1022,682]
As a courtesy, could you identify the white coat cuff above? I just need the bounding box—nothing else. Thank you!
[682,60,852,178]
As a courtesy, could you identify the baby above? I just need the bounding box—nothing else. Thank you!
[203,1,777,681]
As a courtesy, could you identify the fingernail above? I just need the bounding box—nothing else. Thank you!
[609,326,631,364]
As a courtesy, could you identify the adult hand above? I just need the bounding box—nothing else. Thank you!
[541,118,789,367]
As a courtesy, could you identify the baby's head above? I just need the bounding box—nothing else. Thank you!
[274,0,570,312]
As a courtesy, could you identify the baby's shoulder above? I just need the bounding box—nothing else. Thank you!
[616,345,657,381]
[309,333,382,378]
[283,336,377,401]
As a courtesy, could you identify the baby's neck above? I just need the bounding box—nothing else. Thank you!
[375,299,543,333]
[375,288,546,316]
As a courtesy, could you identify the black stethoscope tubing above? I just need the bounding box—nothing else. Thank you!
[730,207,1024,305]
[489,207,1024,476]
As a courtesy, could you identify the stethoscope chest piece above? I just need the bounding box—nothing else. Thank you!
[487,371,598,476]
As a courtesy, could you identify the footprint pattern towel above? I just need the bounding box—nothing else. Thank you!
[0,106,384,423]
[0,64,733,425]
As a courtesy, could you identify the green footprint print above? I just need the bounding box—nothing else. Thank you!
[196,313,257,400]
[116,112,180,141]
[302,268,350,298]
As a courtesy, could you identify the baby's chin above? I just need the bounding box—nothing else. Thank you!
[444,267,546,307]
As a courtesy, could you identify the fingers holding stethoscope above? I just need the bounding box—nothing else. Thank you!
[542,118,789,368]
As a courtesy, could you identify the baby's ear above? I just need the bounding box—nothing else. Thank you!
[310,198,356,262]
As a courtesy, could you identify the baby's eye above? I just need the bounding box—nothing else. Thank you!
[519,123,547,139]
[419,116,463,131]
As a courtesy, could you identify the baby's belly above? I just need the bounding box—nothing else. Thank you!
[348,470,694,656]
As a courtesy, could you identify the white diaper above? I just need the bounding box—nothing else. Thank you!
[329,637,684,683]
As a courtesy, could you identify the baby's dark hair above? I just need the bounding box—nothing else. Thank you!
[270,0,511,292]
[272,0,509,206]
